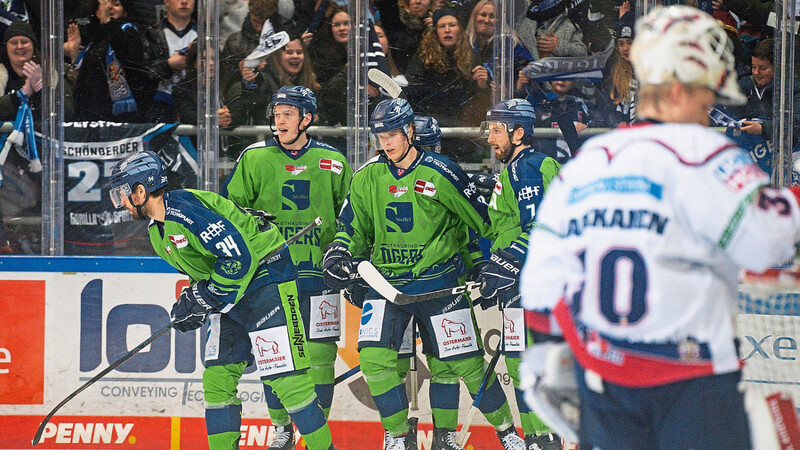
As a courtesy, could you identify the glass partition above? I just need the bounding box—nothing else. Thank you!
[25,0,797,255]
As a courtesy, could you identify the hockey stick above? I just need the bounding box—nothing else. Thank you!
[458,301,506,446]
[368,68,403,99]
[334,364,361,384]
[357,260,482,305]
[31,217,324,447]
[409,319,419,411]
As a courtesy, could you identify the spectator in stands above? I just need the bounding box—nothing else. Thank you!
[0,0,39,43]
[374,24,409,88]
[373,0,433,73]
[728,38,800,143]
[220,0,278,96]
[535,79,591,162]
[172,42,230,127]
[466,0,533,87]
[405,8,490,161]
[142,0,197,123]
[309,6,349,125]
[66,0,151,123]
[592,10,636,127]
[533,11,588,59]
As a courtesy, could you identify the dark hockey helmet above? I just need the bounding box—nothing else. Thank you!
[483,98,537,137]
[369,98,414,136]
[268,85,318,122]
[108,150,168,208]
[412,115,441,150]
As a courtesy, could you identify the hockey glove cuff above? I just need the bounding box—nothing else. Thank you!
[171,280,222,332]
[322,242,354,290]
[477,248,521,300]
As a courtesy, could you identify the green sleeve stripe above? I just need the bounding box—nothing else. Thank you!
[718,187,759,249]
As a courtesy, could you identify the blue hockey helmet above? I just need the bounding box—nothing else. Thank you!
[108,150,168,208]
[412,115,441,152]
[483,98,537,138]
[369,98,414,136]
[269,85,318,121]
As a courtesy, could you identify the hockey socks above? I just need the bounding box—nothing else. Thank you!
[430,381,460,430]
[360,346,412,436]
[267,372,333,450]
[507,356,551,435]
[203,363,247,449]
[265,340,337,419]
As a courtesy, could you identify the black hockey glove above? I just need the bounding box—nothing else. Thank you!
[476,248,521,300]
[343,282,368,308]
[467,260,495,309]
[322,242,354,290]
[238,206,277,232]
[171,280,222,332]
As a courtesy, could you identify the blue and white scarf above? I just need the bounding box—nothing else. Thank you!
[0,90,39,175]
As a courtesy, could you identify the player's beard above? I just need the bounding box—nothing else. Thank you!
[495,141,514,163]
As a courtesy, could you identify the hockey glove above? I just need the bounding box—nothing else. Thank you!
[476,248,521,300]
[322,242,354,289]
[467,260,495,310]
[171,280,222,332]
[238,206,277,232]
[343,282,368,308]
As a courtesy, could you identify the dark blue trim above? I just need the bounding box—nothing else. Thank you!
[0,256,178,273]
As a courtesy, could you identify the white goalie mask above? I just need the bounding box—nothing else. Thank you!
[631,5,746,106]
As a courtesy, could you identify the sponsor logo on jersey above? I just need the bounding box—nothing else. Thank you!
[284,164,307,175]
[388,185,408,197]
[200,221,226,243]
[493,181,502,195]
[414,179,436,196]
[713,152,764,192]
[396,168,405,176]
[517,185,539,201]
[168,234,188,248]
[164,246,172,253]
[319,158,343,174]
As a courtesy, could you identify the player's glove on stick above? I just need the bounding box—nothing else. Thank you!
[477,248,521,299]
[343,282,368,308]
[171,280,222,332]
[467,260,495,310]
[322,242,354,289]
[238,206,277,232]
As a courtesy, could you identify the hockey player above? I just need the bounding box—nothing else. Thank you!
[476,98,562,450]
[108,151,335,450]
[322,97,525,450]
[519,6,800,448]
[221,85,353,449]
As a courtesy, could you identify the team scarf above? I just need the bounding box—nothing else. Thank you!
[0,90,40,173]
[0,0,28,28]
[74,38,138,116]
[522,40,613,82]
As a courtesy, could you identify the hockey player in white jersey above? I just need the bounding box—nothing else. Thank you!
[519,5,800,449]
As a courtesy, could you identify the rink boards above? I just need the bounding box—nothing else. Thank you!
[0,256,522,449]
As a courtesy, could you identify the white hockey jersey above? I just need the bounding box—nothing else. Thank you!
[520,122,800,387]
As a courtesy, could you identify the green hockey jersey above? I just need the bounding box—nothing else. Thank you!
[487,147,560,261]
[334,150,490,291]
[150,189,288,305]
[221,138,353,292]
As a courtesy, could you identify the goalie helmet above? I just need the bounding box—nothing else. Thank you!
[268,85,318,122]
[412,115,441,152]
[631,5,746,105]
[483,98,536,137]
[108,150,168,208]
[370,98,414,136]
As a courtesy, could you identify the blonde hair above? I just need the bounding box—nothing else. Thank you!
[466,0,494,51]
[418,22,473,77]
[607,50,635,105]
[271,39,321,92]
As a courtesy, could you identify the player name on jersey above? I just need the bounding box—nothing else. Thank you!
[565,207,669,237]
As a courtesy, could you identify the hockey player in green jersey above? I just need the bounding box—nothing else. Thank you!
[221,85,353,449]
[476,99,562,450]
[108,151,335,450]
[322,98,526,450]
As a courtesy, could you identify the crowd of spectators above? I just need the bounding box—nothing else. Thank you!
[0,0,796,251]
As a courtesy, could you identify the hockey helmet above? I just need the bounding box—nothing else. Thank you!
[482,98,536,138]
[369,98,414,136]
[268,85,318,122]
[631,5,745,105]
[412,115,441,152]
[108,150,168,208]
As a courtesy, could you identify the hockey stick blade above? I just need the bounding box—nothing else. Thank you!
[357,261,482,304]
[31,217,323,446]
[368,68,403,99]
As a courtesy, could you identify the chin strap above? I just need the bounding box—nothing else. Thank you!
[129,191,151,220]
